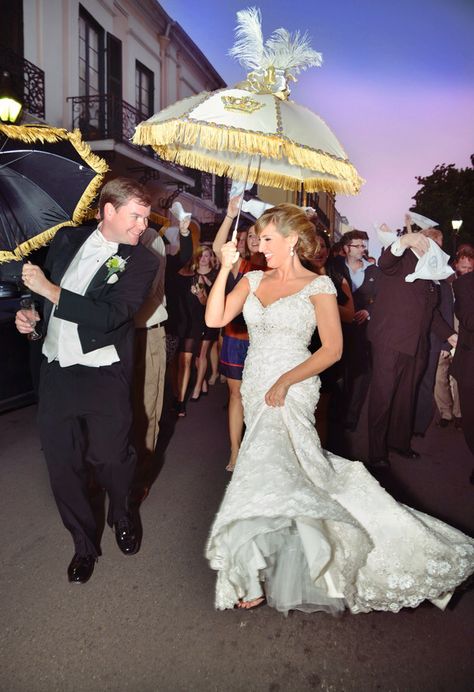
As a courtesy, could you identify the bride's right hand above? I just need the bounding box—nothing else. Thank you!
[220,241,240,269]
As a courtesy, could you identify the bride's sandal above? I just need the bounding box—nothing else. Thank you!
[237,597,266,610]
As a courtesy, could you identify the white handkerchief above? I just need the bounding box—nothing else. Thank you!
[229,178,254,199]
[407,211,438,229]
[170,201,192,223]
[241,199,273,219]
[405,238,454,282]
[374,222,398,248]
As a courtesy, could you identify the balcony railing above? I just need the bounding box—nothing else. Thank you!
[68,93,190,176]
[0,47,45,119]
[68,93,228,209]
[67,93,147,143]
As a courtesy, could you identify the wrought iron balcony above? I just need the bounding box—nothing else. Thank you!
[68,93,189,176]
[68,93,228,209]
[67,93,147,143]
[0,47,45,119]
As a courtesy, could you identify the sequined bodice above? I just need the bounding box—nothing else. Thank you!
[243,270,336,353]
[240,270,337,417]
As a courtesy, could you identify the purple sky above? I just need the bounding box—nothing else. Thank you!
[159,0,474,239]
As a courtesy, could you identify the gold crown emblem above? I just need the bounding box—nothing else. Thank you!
[221,95,264,114]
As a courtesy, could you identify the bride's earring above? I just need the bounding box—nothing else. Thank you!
[290,246,295,257]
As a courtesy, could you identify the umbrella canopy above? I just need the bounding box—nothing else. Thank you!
[0,124,108,263]
[133,8,363,196]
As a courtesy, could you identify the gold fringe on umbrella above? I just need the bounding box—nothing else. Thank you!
[0,124,109,263]
[0,220,77,263]
[0,122,69,143]
[133,118,362,192]
[154,146,362,195]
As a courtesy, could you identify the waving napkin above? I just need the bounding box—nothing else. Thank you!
[374,223,398,248]
[405,238,454,283]
[170,201,192,223]
[407,212,438,229]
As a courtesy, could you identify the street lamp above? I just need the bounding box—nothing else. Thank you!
[0,71,22,123]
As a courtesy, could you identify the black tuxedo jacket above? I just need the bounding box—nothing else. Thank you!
[367,246,452,357]
[451,271,474,382]
[40,225,159,377]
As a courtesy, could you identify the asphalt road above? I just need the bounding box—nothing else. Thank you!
[1,382,473,692]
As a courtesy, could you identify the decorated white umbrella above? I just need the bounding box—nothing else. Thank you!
[133,8,363,196]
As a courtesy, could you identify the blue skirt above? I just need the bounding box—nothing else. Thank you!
[219,335,249,380]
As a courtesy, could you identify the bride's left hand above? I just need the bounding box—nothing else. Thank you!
[265,378,290,407]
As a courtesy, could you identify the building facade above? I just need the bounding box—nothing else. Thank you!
[0,0,229,226]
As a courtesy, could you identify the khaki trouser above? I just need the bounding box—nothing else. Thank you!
[132,326,167,458]
[434,351,461,420]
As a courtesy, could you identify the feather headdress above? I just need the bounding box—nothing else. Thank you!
[229,7,322,95]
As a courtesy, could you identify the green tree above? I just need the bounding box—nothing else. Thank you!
[410,155,474,254]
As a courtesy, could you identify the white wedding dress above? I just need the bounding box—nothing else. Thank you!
[206,271,474,614]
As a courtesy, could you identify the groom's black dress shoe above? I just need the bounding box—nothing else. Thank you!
[389,447,420,459]
[114,514,139,555]
[67,554,96,584]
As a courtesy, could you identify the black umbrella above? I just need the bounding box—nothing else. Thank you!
[0,124,108,264]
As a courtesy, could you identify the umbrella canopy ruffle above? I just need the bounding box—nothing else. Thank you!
[0,124,108,263]
[133,89,363,194]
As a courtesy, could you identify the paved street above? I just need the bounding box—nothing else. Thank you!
[1,381,473,692]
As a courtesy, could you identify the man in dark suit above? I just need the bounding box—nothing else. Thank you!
[16,178,159,583]
[334,231,379,431]
[367,231,456,468]
[451,270,474,456]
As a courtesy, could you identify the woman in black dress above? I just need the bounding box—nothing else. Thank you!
[175,245,218,416]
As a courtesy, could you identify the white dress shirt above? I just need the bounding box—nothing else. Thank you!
[133,227,167,328]
[43,228,121,367]
[390,238,405,257]
[346,257,372,292]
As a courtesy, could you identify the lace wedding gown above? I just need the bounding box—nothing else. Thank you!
[206,271,474,614]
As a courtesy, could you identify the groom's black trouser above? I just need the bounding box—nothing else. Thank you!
[38,359,136,557]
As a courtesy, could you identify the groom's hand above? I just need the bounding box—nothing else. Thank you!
[22,262,61,304]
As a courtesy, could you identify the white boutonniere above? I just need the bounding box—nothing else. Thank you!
[105,255,128,284]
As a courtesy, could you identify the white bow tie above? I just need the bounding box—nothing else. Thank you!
[89,228,119,253]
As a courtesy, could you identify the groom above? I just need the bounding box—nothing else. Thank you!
[16,177,159,583]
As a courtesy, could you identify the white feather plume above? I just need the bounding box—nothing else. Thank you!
[229,7,323,75]
[229,7,266,71]
[266,28,323,73]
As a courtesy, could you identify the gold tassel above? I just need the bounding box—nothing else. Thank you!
[133,118,363,192]
[152,146,361,195]
[0,221,76,264]
[0,122,68,144]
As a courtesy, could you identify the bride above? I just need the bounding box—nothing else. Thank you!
[204,204,474,614]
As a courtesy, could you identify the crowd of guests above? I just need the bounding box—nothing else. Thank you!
[155,199,473,476]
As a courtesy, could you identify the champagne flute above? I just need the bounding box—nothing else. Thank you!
[20,297,42,341]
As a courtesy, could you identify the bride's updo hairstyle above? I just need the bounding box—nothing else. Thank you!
[255,204,321,262]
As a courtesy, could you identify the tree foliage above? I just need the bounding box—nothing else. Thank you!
[410,155,474,254]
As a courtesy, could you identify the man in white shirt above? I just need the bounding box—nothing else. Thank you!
[16,178,159,584]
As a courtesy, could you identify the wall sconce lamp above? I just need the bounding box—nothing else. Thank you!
[0,71,23,123]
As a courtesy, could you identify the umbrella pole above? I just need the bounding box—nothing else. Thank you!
[231,155,261,242]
